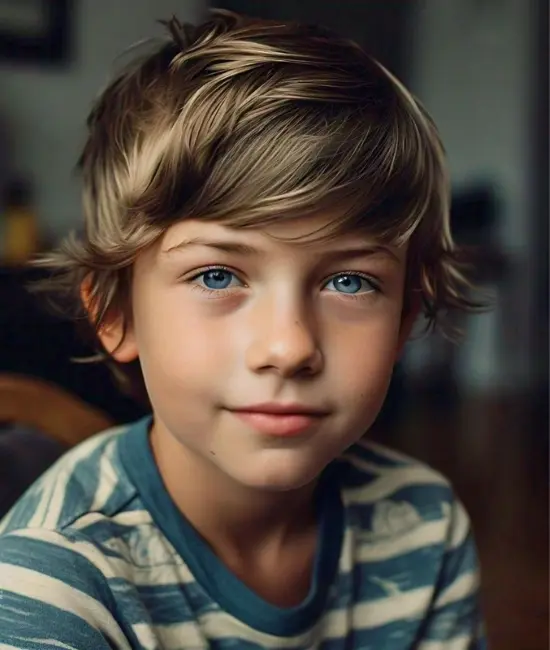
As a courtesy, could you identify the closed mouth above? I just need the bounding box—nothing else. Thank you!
[230,403,329,416]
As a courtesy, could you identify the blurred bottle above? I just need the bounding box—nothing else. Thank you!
[2,177,40,266]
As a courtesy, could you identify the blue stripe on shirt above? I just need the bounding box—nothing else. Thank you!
[0,590,115,650]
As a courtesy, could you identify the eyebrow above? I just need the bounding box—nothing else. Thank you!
[164,237,258,256]
[164,237,400,263]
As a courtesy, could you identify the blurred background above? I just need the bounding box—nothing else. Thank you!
[0,1,547,648]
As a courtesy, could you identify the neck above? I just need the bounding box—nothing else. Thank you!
[150,420,318,558]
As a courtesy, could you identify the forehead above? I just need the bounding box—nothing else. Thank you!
[159,214,408,260]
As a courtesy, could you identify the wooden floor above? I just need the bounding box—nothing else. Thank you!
[373,392,549,650]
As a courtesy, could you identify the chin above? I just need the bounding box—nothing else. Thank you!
[228,455,328,493]
[243,476,314,493]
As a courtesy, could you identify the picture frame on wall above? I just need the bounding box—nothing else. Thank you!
[0,0,71,65]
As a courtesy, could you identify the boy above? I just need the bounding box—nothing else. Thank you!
[0,10,486,649]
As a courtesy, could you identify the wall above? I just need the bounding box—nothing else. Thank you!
[0,0,205,240]
[405,0,538,392]
[217,0,415,77]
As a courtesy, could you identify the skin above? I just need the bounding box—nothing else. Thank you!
[97,214,416,604]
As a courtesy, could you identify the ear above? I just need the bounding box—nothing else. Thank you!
[80,278,139,363]
[395,293,422,360]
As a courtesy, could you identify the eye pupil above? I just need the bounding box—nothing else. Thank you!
[335,274,362,293]
[203,270,232,289]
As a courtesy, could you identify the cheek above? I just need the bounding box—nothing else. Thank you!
[133,291,231,390]
[330,317,400,407]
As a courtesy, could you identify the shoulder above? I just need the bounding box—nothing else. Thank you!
[330,442,484,647]
[0,526,134,648]
[0,417,180,583]
[0,525,116,600]
[0,421,143,537]
[0,420,160,647]
[340,438,456,504]
[337,439,469,548]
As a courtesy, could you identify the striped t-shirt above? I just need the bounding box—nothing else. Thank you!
[0,416,486,649]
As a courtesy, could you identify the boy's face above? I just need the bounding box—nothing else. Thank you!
[105,214,412,492]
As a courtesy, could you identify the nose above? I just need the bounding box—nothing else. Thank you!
[245,297,323,379]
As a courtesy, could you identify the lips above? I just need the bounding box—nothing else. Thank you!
[228,403,328,437]
[234,403,328,416]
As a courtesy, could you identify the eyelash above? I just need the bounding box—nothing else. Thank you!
[325,270,381,300]
[186,265,242,299]
[184,266,381,300]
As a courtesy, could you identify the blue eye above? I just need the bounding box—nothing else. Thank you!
[324,273,376,294]
[196,268,241,291]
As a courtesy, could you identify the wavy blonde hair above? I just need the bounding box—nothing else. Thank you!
[35,9,482,403]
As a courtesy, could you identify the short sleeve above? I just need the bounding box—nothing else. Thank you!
[417,499,488,649]
[0,528,132,650]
